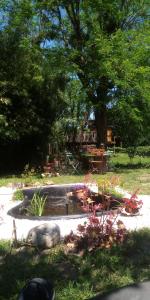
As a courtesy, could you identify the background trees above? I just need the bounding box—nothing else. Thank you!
[34,0,150,145]
[0,0,149,172]
[0,0,68,171]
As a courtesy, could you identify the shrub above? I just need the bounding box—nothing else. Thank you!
[97,175,122,195]
[64,213,127,253]
[111,147,126,153]
[65,178,127,253]
[136,146,150,157]
[13,189,24,201]
[21,163,36,178]
[126,146,137,160]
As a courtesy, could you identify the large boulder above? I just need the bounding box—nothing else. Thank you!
[27,223,61,249]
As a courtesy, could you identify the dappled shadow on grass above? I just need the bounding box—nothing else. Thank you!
[0,228,150,300]
[89,281,150,300]
[0,243,82,300]
[111,162,150,170]
[88,228,150,299]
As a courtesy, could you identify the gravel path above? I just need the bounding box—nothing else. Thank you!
[0,187,150,241]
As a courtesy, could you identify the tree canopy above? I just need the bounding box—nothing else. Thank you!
[0,0,68,170]
[33,0,150,144]
[0,0,149,171]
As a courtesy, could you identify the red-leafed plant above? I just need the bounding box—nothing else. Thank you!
[64,192,127,253]
[122,190,143,215]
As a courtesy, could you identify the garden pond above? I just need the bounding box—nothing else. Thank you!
[8,183,123,220]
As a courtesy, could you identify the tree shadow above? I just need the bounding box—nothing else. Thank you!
[0,243,80,299]
[112,162,149,170]
[0,228,150,299]
[88,281,150,300]
[88,228,150,299]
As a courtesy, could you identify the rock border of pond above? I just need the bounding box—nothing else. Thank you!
[7,183,121,221]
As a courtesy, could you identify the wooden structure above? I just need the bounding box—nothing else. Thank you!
[80,146,108,173]
[66,127,114,146]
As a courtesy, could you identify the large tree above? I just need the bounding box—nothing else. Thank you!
[0,0,68,170]
[35,0,150,145]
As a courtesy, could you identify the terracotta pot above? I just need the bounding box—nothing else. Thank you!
[122,207,140,216]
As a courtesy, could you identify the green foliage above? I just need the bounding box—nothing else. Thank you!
[21,164,36,178]
[109,147,150,158]
[111,153,150,172]
[126,146,137,160]
[27,193,47,216]
[111,147,126,153]
[0,0,150,155]
[106,188,124,200]
[0,0,68,166]
[96,175,121,193]
[136,146,150,157]
[0,240,11,255]
[12,189,24,201]
[49,78,88,152]
[35,0,150,144]
[20,164,40,187]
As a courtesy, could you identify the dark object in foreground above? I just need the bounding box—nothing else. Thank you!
[89,281,150,300]
[18,278,55,300]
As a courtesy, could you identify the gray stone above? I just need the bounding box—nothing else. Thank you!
[27,223,60,249]
[89,281,150,300]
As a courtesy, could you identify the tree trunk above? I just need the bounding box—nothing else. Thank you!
[95,104,107,146]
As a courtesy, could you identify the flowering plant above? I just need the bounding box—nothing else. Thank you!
[122,190,143,215]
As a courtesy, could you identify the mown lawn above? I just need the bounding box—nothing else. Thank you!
[0,169,149,195]
[49,168,150,195]
[0,152,150,195]
[0,228,150,300]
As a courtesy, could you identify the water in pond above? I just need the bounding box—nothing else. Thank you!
[42,197,84,216]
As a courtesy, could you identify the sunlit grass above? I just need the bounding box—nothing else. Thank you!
[110,153,150,167]
[0,153,149,194]
[0,228,150,299]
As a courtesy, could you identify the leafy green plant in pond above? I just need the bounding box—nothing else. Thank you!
[12,189,24,201]
[27,193,47,216]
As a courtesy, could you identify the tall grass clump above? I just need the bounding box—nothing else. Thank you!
[27,193,47,216]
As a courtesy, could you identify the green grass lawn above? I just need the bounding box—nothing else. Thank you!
[0,228,150,300]
[49,169,150,195]
[111,152,150,168]
[0,153,149,195]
